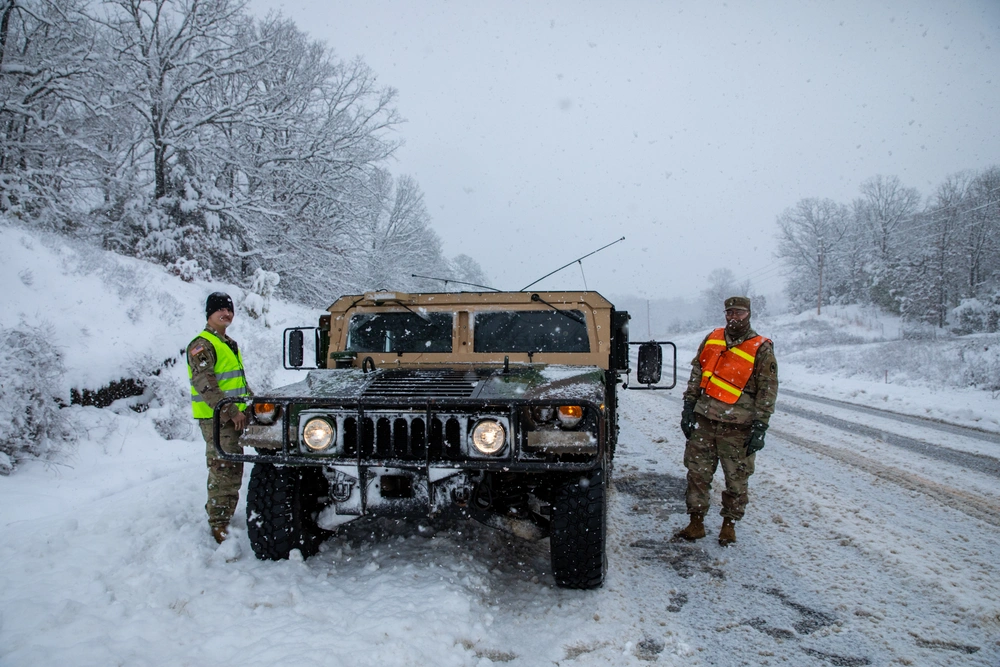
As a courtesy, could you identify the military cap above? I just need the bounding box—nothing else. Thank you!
[724,296,751,312]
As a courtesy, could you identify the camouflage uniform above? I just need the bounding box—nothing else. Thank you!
[681,325,778,520]
[188,327,250,532]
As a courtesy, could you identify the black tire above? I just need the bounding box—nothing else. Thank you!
[247,463,331,561]
[549,467,607,589]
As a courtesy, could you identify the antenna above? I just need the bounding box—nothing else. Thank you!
[411,274,501,292]
[520,236,625,291]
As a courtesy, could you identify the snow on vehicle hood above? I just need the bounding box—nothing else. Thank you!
[263,365,606,403]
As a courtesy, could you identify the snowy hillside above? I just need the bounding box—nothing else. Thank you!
[0,224,325,392]
[0,223,324,469]
[2,222,999,666]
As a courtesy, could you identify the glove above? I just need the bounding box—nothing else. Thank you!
[681,401,697,439]
[745,420,768,455]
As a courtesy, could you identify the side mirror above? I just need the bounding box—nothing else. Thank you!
[288,329,304,368]
[626,340,676,390]
[636,342,662,385]
[283,327,320,370]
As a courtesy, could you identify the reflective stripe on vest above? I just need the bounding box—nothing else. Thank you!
[698,327,768,405]
[188,331,248,418]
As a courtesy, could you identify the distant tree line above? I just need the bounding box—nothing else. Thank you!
[0,0,486,305]
[776,169,1000,333]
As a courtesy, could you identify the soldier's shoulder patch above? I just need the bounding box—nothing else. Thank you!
[189,342,205,356]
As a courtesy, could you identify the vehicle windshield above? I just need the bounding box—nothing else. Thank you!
[473,310,590,353]
[347,312,454,353]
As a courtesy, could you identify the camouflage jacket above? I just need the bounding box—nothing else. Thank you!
[681,325,778,427]
[187,327,252,423]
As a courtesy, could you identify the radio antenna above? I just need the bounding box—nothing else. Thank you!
[520,236,625,291]
[411,274,501,292]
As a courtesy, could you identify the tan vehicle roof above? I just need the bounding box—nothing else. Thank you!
[325,291,617,370]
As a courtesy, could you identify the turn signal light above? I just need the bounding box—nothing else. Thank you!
[557,405,583,428]
[253,402,280,425]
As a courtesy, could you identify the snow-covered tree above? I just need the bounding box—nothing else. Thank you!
[0,0,505,310]
[89,0,268,269]
[852,175,921,312]
[75,1,411,301]
[0,0,103,222]
[346,170,448,294]
[242,267,279,327]
[776,197,850,314]
[447,254,492,291]
[774,167,999,330]
[236,16,402,301]
[897,172,974,327]
[960,166,1000,299]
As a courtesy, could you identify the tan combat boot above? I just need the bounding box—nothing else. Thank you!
[718,517,736,546]
[673,513,706,541]
[211,525,229,544]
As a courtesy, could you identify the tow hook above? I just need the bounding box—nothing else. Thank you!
[451,486,472,507]
[329,469,355,502]
[332,481,352,502]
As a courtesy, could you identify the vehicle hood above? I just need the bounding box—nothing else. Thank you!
[266,365,606,404]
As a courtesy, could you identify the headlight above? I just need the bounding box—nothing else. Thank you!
[557,405,583,428]
[252,402,280,425]
[471,419,506,455]
[302,417,335,451]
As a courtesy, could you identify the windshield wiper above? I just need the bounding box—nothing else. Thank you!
[530,293,586,325]
[380,298,430,321]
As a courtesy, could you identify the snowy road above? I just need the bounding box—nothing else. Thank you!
[617,388,1000,666]
[774,392,1000,528]
[780,391,1000,479]
[2,389,999,666]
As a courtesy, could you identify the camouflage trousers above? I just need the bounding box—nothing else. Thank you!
[198,420,244,530]
[683,414,756,521]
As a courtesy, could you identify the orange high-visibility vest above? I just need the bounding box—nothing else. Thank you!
[698,328,769,404]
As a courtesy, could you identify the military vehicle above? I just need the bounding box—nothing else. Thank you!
[214,289,672,589]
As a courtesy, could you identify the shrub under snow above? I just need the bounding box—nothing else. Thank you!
[0,322,75,473]
[949,296,1000,335]
[241,268,280,327]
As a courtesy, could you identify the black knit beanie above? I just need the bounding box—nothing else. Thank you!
[206,292,234,319]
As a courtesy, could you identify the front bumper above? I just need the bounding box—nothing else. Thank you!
[213,396,606,473]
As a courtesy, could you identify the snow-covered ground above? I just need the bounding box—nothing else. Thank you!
[2,223,999,666]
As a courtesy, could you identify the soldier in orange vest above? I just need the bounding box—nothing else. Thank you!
[674,296,778,546]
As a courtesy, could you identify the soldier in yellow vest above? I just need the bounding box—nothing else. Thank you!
[187,292,252,544]
[674,296,778,546]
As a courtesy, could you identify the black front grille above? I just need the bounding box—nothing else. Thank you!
[362,370,480,398]
[342,414,464,461]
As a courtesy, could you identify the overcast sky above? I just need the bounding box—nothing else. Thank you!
[247,0,999,302]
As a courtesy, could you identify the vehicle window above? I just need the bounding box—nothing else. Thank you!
[473,310,590,353]
[347,312,453,353]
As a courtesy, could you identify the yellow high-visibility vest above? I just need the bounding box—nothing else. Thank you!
[188,331,248,418]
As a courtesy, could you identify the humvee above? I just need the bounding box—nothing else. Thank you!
[214,290,671,589]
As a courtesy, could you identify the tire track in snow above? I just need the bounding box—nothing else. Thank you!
[779,402,1000,478]
[781,389,1000,444]
[771,427,1000,529]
